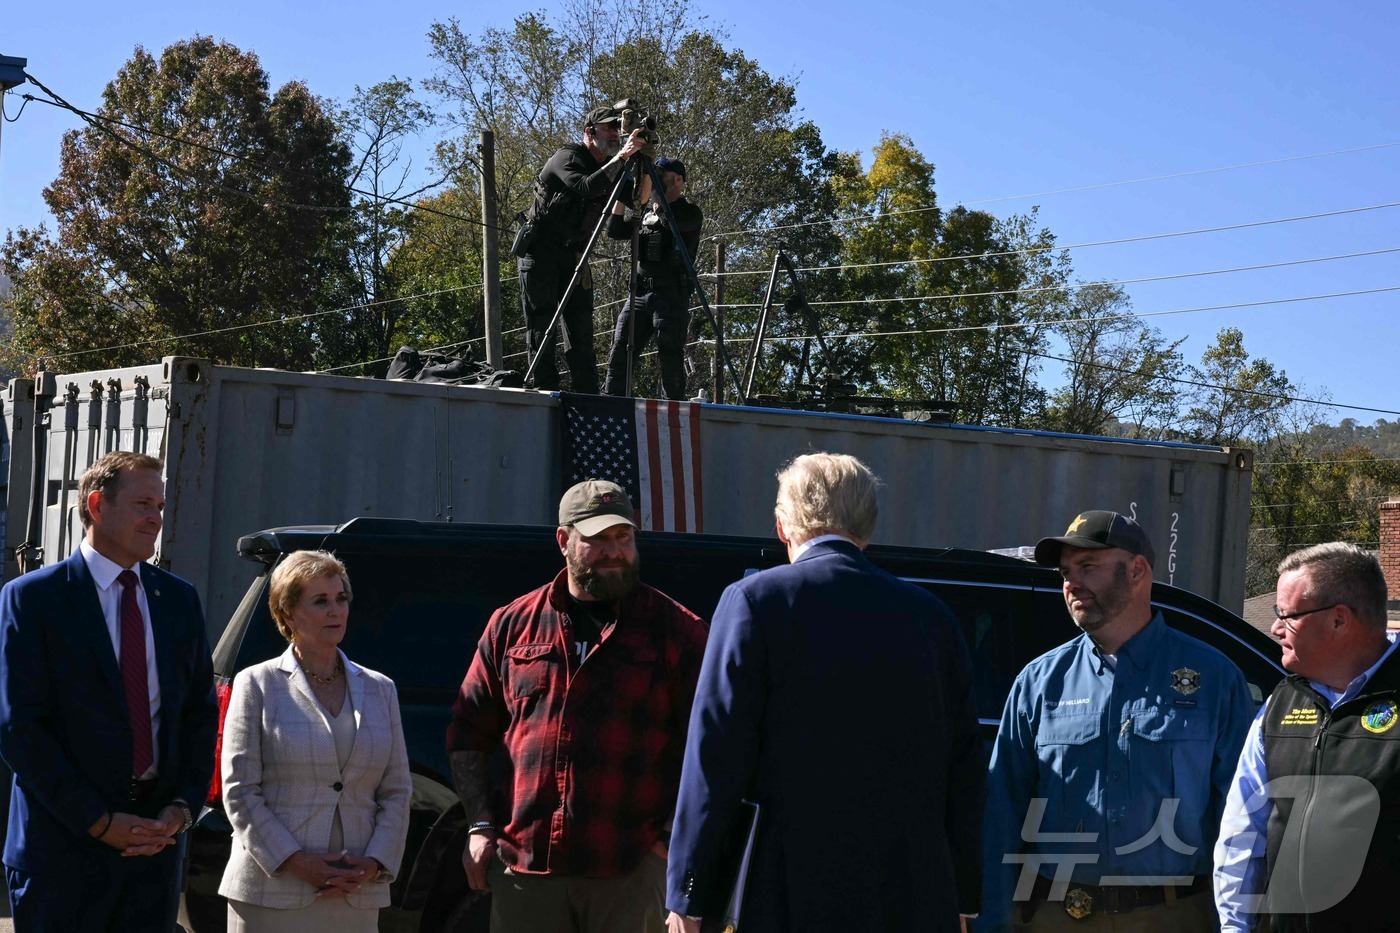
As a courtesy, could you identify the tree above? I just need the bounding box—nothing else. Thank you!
[1,37,355,371]
[318,78,442,373]
[1042,282,1185,436]
[808,134,1069,425]
[1183,327,1297,446]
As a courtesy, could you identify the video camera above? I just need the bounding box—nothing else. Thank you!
[614,98,660,160]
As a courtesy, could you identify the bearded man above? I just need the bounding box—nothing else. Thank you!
[516,106,648,392]
[979,510,1253,932]
[446,479,707,933]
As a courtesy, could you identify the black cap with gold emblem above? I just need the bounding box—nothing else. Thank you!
[1034,510,1156,568]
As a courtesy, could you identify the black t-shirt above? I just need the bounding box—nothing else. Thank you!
[567,595,616,662]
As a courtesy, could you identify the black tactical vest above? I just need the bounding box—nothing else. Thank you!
[1260,645,1400,932]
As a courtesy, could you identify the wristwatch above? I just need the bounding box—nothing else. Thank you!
[170,800,195,835]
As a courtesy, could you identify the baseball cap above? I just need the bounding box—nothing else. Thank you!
[583,106,622,128]
[559,480,637,536]
[1034,510,1156,568]
[655,157,687,180]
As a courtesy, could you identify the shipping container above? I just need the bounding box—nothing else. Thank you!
[2,356,1253,638]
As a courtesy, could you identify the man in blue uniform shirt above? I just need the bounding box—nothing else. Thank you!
[982,510,1253,931]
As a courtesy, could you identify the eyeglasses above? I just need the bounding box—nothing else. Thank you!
[1272,603,1341,630]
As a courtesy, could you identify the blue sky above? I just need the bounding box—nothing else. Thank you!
[3,0,1397,424]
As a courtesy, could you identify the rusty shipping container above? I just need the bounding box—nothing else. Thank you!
[3,357,1252,638]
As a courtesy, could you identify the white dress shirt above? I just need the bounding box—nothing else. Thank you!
[80,540,162,778]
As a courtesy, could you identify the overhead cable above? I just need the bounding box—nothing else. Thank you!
[703,140,1400,242]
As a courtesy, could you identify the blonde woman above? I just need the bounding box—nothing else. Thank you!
[219,550,410,931]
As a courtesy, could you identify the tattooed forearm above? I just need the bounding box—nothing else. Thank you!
[449,750,494,823]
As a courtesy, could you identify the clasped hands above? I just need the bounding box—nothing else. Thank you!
[89,806,187,857]
[282,849,382,897]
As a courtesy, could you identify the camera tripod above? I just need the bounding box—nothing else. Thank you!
[522,155,742,399]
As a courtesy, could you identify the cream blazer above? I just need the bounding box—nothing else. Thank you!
[218,647,411,909]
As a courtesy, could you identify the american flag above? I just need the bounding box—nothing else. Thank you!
[561,393,704,532]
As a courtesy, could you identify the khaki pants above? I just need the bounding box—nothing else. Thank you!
[488,851,667,933]
[1013,889,1216,932]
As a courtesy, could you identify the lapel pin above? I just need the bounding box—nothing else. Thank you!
[153,589,161,597]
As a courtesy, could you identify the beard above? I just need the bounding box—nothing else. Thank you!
[596,133,621,158]
[566,546,641,603]
[1068,561,1133,634]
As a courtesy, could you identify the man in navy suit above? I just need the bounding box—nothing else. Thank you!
[0,451,217,931]
[665,452,984,933]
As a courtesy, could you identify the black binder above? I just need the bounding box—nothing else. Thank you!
[701,800,761,933]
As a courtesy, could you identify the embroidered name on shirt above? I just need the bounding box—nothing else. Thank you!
[1280,707,1321,726]
[1046,698,1092,709]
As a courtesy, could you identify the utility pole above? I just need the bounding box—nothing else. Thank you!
[478,129,503,368]
[713,240,726,404]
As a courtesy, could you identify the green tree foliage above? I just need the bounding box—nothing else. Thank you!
[321,77,439,373]
[1182,326,1297,446]
[789,134,1068,424]
[382,187,505,364]
[1042,282,1185,436]
[1248,442,1400,595]
[0,37,355,371]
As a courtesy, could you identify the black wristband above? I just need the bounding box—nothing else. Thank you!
[94,812,114,840]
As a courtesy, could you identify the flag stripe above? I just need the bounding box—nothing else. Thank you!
[641,401,665,530]
[666,406,687,532]
[685,404,703,532]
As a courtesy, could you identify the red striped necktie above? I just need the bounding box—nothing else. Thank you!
[118,569,155,777]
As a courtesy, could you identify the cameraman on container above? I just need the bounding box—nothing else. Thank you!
[604,157,703,400]
[515,107,648,393]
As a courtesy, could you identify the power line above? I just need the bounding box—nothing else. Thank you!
[1026,348,1394,415]
[1256,455,1400,466]
[703,140,1400,242]
[42,282,489,363]
[18,76,494,231]
[716,246,1400,309]
[1253,494,1396,510]
[717,285,1400,359]
[1249,540,1378,550]
[1255,519,1367,532]
[707,201,1400,280]
[692,288,1400,418]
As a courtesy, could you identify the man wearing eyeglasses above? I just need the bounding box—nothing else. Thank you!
[982,510,1253,931]
[1214,543,1400,933]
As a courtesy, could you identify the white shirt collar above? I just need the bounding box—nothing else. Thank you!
[795,533,859,558]
[79,539,143,591]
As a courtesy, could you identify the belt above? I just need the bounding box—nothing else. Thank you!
[129,778,159,806]
[1028,872,1210,920]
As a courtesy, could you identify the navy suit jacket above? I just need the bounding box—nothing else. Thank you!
[667,539,984,932]
[0,547,217,872]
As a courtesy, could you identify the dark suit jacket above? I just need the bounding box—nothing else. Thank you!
[0,547,217,873]
[667,539,984,932]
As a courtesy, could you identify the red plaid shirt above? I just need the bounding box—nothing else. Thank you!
[446,570,707,877]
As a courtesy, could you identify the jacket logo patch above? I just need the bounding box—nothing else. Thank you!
[1280,707,1321,726]
[1171,668,1201,695]
[1362,699,1399,734]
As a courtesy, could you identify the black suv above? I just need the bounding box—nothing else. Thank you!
[184,518,1284,932]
